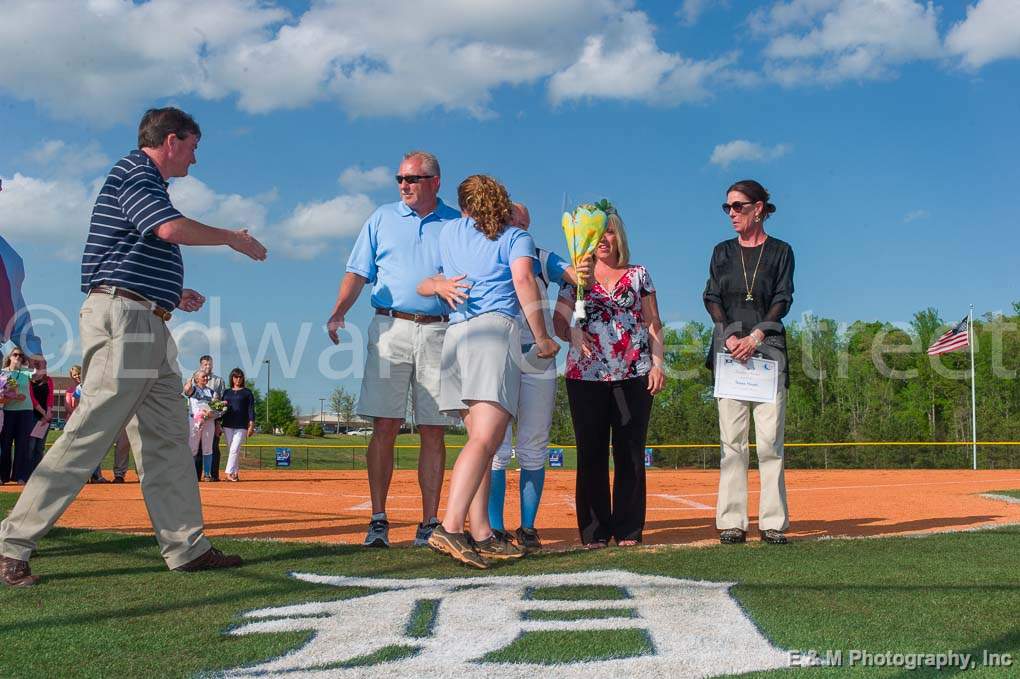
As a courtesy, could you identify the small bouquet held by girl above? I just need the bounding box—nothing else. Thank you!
[191,399,225,434]
[562,200,610,323]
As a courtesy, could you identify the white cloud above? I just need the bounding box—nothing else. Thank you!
[678,0,711,26]
[25,140,111,178]
[749,0,840,35]
[0,173,95,250]
[0,0,740,122]
[549,11,738,105]
[274,194,376,259]
[756,0,942,85]
[0,0,288,122]
[903,209,929,223]
[709,140,791,168]
[169,176,271,235]
[338,166,392,193]
[945,0,1020,69]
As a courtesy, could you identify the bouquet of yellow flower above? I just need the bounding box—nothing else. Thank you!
[209,398,227,416]
[562,200,610,322]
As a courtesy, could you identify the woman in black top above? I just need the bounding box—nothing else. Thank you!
[703,179,794,546]
[221,368,255,482]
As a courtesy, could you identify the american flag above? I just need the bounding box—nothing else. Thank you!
[926,316,970,356]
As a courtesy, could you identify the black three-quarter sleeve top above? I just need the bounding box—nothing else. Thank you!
[221,387,256,429]
[703,236,795,387]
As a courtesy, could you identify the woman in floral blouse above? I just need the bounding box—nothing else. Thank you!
[554,202,665,548]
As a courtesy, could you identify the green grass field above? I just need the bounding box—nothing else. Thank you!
[1,491,1018,678]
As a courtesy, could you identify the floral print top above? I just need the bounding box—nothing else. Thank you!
[560,265,655,382]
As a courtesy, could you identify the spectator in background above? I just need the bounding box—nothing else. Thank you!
[187,370,219,481]
[184,355,225,480]
[66,365,108,485]
[221,368,255,482]
[1,349,35,485]
[1,349,28,483]
[28,358,54,476]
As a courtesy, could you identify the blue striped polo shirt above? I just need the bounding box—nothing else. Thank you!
[80,150,185,311]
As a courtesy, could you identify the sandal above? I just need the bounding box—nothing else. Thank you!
[584,540,608,550]
[617,539,640,547]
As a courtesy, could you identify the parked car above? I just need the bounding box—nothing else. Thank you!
[345,428,372,436]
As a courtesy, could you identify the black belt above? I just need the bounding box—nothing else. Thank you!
[375,308,449,324]
[89,286,172,322]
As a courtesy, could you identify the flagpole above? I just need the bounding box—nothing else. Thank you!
[969,304,977,470]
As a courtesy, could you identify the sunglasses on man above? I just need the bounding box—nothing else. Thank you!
[395,175,435,184]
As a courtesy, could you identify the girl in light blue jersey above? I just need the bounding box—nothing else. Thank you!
[417,175,559,569]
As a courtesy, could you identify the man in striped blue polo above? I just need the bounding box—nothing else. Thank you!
[0,107,267,587]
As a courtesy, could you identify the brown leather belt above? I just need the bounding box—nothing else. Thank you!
[89,285,173,322]
[375,308,449,324]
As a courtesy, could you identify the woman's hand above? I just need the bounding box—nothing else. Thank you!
[535,336,560,360]
[569,326,594,359]
[434,274,470,309]
[247,424,255,437]
[729,330,763,362]
[647,365,665,395]
[575,254,594,288]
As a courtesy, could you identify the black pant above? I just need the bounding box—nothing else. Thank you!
[210,431,221,480]
[1,410,36,483]
[566,375,653,545]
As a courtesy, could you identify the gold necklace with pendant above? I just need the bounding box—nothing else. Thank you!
[739,237,767,302]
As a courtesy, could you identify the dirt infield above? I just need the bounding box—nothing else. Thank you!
[3,469,1019,548]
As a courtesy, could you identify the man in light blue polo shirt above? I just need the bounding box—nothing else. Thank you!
[326,150,460,549]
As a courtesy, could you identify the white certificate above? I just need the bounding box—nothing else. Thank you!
[713,352,779,403]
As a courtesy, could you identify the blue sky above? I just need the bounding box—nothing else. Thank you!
[1,0,1018,415]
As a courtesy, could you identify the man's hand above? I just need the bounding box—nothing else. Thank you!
[434,274,470,309]
[178,289,205,312]
[230,229,268,261]
[327,312,345,345]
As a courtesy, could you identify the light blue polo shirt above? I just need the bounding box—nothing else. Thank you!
[346,199,460,316]
[438,217,536,324]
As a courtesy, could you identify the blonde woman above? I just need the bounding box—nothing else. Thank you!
[187,371,219,481]
[417,175,558,569]
[553,202,665,548]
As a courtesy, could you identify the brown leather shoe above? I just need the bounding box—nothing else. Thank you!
[0,555,41,587]
[172,547,243,572]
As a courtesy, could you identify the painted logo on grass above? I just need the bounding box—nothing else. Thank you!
[222,570,794,678]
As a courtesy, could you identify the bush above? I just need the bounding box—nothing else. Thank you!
[304,421,324,437]
[283,420,301,437]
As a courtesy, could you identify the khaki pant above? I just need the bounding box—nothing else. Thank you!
[716,388,789,532]
[0,293,210,569]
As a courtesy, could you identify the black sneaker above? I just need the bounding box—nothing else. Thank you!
[363,518,390,548]
[719,528,747,544]
[113,476,125,484]
[760,529,789,545]
[515,527,542,553]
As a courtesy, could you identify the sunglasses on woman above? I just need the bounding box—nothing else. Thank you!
[722,201,759,214]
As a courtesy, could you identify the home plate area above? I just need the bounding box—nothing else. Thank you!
[221,570,800,678]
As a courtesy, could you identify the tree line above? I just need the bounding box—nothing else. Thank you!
[549,304,1020,469]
